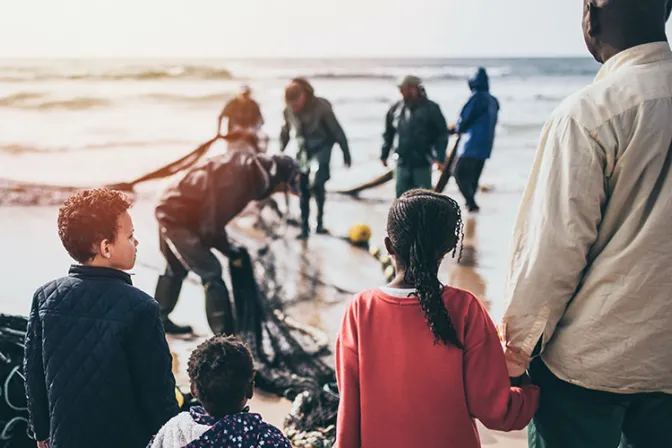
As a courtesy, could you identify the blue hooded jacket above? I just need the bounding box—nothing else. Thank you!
[455,68,500,159]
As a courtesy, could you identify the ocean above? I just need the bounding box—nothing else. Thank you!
[0,57,600,191]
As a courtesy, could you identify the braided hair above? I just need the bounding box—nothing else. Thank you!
[387,189,464,348]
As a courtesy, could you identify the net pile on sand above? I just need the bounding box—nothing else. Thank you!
[230,246,339,447]
[0,314,32,448]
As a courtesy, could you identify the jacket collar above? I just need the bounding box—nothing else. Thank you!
[595,41,672,82]
[69,265,133,285]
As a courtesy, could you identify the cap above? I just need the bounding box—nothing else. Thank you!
[397,75,422,88]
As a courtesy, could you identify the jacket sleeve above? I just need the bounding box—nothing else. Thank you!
[24,290,50,441]
[335,299,360,448]
[280,109,291,152]
[323,104,351,164]
[463,297,540,431]
[455,93,488,134]
[502,115,606,363]
[381,104,397,161]
[126,298,179,435]
[431,103,449,163]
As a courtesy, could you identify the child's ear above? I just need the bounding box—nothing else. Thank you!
[383,236,395,256]
[246,380,254,400]
[98,239,111,259]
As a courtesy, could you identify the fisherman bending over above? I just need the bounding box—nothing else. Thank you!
[280,78,351,239]
[154,151,298,335]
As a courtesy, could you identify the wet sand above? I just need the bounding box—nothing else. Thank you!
[0,177,528,447]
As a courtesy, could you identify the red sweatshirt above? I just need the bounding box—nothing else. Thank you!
[335,287,539,448]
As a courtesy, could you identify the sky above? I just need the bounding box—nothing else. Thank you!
[1,0,671,59]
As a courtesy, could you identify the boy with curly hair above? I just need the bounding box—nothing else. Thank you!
[148,335,291,448]
[24,188,179,448]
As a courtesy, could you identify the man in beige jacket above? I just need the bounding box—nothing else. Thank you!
[502,1,672,447]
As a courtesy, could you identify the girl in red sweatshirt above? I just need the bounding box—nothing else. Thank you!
[335,189,539,448]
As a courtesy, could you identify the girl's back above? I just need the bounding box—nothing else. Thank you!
[336,285,539,448]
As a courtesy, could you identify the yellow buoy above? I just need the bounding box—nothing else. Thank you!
[175,387,185,408]
[384,265,396,281]
[348,223,372,245]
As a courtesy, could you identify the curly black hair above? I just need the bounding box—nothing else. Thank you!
[57,188,132,263]
[187,335,255,418]
[387,189,464,348]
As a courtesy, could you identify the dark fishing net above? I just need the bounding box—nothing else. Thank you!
[0,315,33,448]
[228,244,339,447]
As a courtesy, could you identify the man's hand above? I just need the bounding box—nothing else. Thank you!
[448,123,457,134]
[344,160,352,169]
[381,159,388,168]
[37,440,50,448]
[504,346,529,378]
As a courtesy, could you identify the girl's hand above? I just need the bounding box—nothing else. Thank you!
[37,440,50,448]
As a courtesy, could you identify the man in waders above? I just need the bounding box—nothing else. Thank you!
[280,78,352,239]
[153,152,298,335]
[449,67,499,213]
[381,75,449,198]
[218,85,265,152]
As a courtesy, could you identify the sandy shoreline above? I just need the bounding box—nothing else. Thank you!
[0,179,528,447]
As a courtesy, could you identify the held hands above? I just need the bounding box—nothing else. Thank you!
[37,441,50,448]
[497,324,530,377]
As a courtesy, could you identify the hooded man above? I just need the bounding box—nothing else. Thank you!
[451,67,500,213]
[154,152,298,335]
[381,75,449,198]
[280,78,351,239]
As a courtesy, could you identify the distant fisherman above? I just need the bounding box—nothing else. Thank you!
[218,85,264,152]
[280,78,352,239]
[449,67,499,213]
[381,76,449,198]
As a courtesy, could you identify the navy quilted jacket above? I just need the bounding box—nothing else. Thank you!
[24,265,180,448]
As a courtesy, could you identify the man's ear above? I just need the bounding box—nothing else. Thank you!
[586,2,601,38]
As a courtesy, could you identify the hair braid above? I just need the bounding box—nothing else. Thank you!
[387,189,464,348]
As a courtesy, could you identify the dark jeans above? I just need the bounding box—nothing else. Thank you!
[155,226,234,334]
[395,165,432,198]
[299,162,330,230]
[528,357,672,448]
[453,156,486,210]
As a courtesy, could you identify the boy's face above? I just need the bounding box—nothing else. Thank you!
[104,211,138,270]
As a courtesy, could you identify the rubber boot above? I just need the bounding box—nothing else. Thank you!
[204,279,235,335]
[154,275,193,335]
[297,198,310,240]
[314,185,328,234]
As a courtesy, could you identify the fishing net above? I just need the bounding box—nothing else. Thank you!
[0,315,32,448]
[229,243,339,448]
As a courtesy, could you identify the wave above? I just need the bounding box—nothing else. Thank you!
[0,92,111,110]
[0,65,233,82]
[499,122,545,133]
[143,92,234,104]
[0,139,190,154]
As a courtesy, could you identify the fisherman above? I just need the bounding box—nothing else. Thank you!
[218,85,265,152]
[449,67,500,213]
[381,75,449,198]
[280,78,352,239]
[153,151,298,335]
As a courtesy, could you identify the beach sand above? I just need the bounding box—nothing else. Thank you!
[0,174,528,447]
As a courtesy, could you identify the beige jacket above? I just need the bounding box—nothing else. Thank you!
[503,42,672,394]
